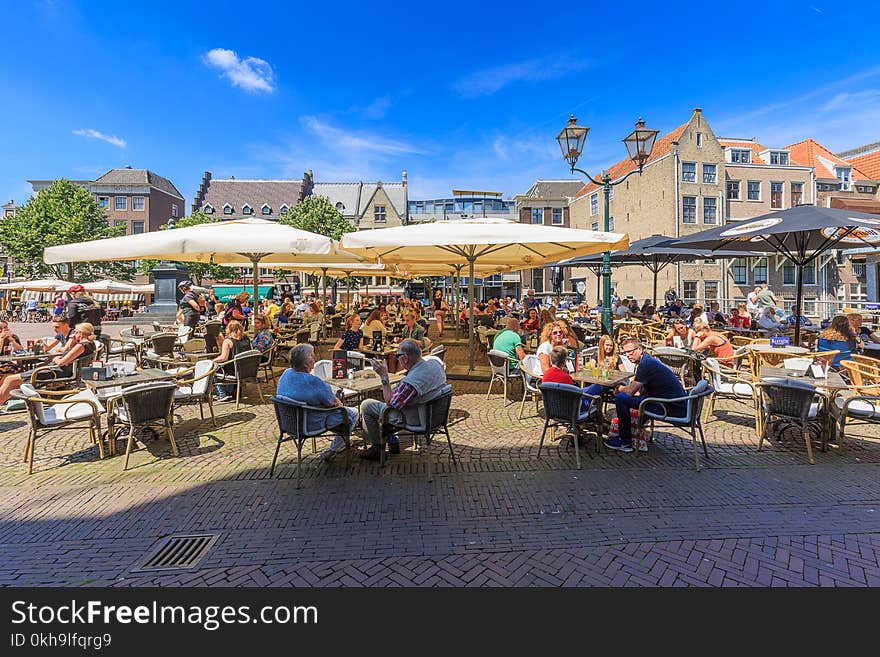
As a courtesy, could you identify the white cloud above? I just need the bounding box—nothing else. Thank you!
[820,89,880,112]
[203,48,275,93]
[72,128,126,148]
[454,54,592,98]
[360,96,392,120]
[301,116,426,156]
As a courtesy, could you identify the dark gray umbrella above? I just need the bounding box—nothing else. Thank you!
[666,206,880,343]
[553,234,752,308]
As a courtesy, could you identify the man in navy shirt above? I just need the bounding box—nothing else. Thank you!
[606,337,686,453]
[523,289,541,313]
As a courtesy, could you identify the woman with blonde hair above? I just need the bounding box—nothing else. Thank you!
[590,334,623,370]
[212,320,253,402]
[537,320,575,373]
[333,313,365,352]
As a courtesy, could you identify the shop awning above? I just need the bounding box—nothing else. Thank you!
[212,285,275,302]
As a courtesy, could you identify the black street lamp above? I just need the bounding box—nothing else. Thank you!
[557,116,659,335]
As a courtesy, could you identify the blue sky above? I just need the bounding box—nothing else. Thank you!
[2,0,879,208]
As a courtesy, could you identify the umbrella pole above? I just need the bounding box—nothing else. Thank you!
[345,272,351,312]
[250,257,261,318]
[322,267,328,309]
[468,257,476,371]
[795,262,804,346]
[653,268,658,309]
[454,265,462,337]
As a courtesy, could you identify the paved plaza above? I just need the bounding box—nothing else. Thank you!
[2,370,880,587]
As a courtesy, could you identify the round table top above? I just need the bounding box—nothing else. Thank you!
[747,344,809,355]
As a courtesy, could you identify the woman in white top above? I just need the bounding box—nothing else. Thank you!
[664,320,695,349]
[537,320,576,373]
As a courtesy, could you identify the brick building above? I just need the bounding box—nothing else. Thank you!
[191,171,313,220]
[29,167,184,235]
[314,172,408,229]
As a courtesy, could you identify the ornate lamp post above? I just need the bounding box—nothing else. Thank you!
[557,116,659,335]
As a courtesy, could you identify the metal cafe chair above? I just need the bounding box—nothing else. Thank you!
[487,349,519,404]
[109,381,179,471]
[755,378,827,465]
[538,382,603,470]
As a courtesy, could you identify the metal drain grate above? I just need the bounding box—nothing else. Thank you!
[135,534,219,571]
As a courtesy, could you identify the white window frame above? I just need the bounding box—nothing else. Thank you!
[203,204,214,214]
[262,204,271,215]
[730,149,751,164]
[836,167,852,191]
[280,204,290,214]
[681,161,697,183]
[753,257,768,285]
[727,180,741,200]
[374,205,387,223]
[531,208,543,224]
[731,258,748,285]
[769,151,789,165]
[703,197,717,224]
[608,216,615,231]
[131,220,145,235]
[591,221,599,231]
[790,182,804,206]
[115,196,127,211]
[782,262,796,286]
[590,193,599,216]
[682,281,698,303]
[696,133,703,147]
[770,182,784,209]
[171,203,178,217]
[682,196,697,224]
[242,204,253,215]
[551,208,563,225]
[132,196,145,211]
[746,180,761,201]
[702,163,717,184]
[97,196,109,208]
[704,281,719,301]
[223,203,233,215]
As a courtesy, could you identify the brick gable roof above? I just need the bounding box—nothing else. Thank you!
[94,168,183,199]
[197,179,304,217]
[786,138,873,182]
[845,148,880,181]
[575,123,687,198]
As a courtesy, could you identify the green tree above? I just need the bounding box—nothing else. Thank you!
[279,195,354,240]
[0,179,134,281]
[137,212,238,285]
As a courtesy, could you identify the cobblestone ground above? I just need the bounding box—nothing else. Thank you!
[2,365,880,586]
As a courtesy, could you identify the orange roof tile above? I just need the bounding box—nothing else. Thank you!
[847,149,880,181]
[574,122,688,198]
[787,138,873,182]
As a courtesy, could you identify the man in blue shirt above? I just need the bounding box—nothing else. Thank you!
[606,337,686,453]
[523,289,541,313]
[276,343,359,461]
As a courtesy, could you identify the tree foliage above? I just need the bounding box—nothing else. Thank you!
[279,195,354,240]
[137,212,238,285]
[0,179,134,281]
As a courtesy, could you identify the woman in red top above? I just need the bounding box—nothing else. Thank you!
[728,302,752,329]
[520,308,540,334]
[542,346,603,410]
[691,320,735,367]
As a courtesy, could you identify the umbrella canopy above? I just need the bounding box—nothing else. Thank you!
[81,279,135,294]
[667,206,880,342]
[42,218,362,314]
[0,278,72,292]
[342,216,628,369]
[553,234,755,306]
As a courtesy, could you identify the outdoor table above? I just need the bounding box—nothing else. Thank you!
[760,366,848,392]
[320,371,405,404]
[0,352,50,365]
[360,346,402,373]
[747,344,809,356]
[83,368,176,400]
[571,369,634,389]
[861,342,880,357]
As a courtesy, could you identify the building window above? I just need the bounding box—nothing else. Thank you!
[803,262,816,285]
[681,161,696,182]
[608,216,615,231]
[608,187,614,201]
[836,167,852,191]
[531,208,543,224]
[682,196,697,224]
[172,204,179,217]
[280,204,289,214]
[223,204,233,215]
[113,220,126,234]
[696,133,703,147]
[704,281,719,301]
[551,208,563,225]
[683,281,698,303]
[770,182,783,209]
[374,206,387,223]
[754,257,768,284]
[591,221,599,231]
[703,258,716,265]
[531,268,544,293]
[702,163,717,184]
[242,204,253,215]
[97,196,109,208]
[132,221,145,235]
[262,204,271,215]
[747,181,761,201]
[727,180,741,200]
[132,196,144,211]
[590,193,599,216]
[791,182,804,206]
[730,149,751,164]
[203,204,214,214]
[732,258,748,284]
[769,151,789,165]
[783,262,796,285]
[115,196,127,211]
[703,197,717,224]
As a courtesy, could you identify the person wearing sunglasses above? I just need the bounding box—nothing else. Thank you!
[359,338,447,461]
[606,337,686,453]
[537,320,575,374]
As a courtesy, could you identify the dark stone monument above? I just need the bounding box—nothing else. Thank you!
[149,261,190,321]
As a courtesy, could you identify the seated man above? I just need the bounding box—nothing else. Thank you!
[607,337,686,454]
[44,316,72,353]
[359,338,447,461]
[492,317,526,369]
[275,344,359,462]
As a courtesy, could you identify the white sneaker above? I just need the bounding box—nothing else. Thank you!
[638,439,648,453]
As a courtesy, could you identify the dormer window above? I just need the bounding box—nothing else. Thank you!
[279,204,289,214]
[836,167,852,191]
[729,148,751,164]
[223,203,233,215]
[769,151,789,165]
[203,204,214,214]
[261,204,271,215]
[242,204,253,215]
[336,202,345,211]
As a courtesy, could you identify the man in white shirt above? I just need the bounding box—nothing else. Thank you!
[746,286,760,316]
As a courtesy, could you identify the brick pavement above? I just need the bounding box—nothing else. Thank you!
[2,380,880,587]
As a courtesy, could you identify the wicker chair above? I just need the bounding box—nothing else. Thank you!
[429,345,446,362]
[12,385,105,474]
[755,378,827,465]
[487,349,519,403]
[109,381,179,471]
[518,354,543,420]
[651,346,696,388]
[636,379,714,471]
[269,395,353,488]
[214,349,265,409]
[702,357,760,434]
[142,332,178,368]
[26,349,96,392]
[203,321,223,354]
[172,360,217,426]
[538,382,603,470]
[377,384,455,481]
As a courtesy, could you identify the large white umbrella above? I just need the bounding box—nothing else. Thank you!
[82,279,135,294]
[43,218,362,313]
[0,278,72,292]
[342,217,628,369]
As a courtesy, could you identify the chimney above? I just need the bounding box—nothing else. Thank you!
[401,170,407,187]
[192,171,212,215]
[693,108,702,114]
[125,164,132,169]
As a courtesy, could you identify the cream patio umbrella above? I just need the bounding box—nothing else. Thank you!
[342,217,628,369]
[42,218,362,314]
[275,261,392,310]
[0,278,72,292]
[81,279,135,294]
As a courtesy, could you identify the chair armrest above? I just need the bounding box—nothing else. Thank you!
[637,394,694,421]
[13,391,102,421]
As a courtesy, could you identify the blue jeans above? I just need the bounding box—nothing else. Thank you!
[615,393,685,443]
[582,384,603,412]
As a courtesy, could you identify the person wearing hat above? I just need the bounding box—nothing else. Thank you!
[66,285,104,337]
[178,280,201,334]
